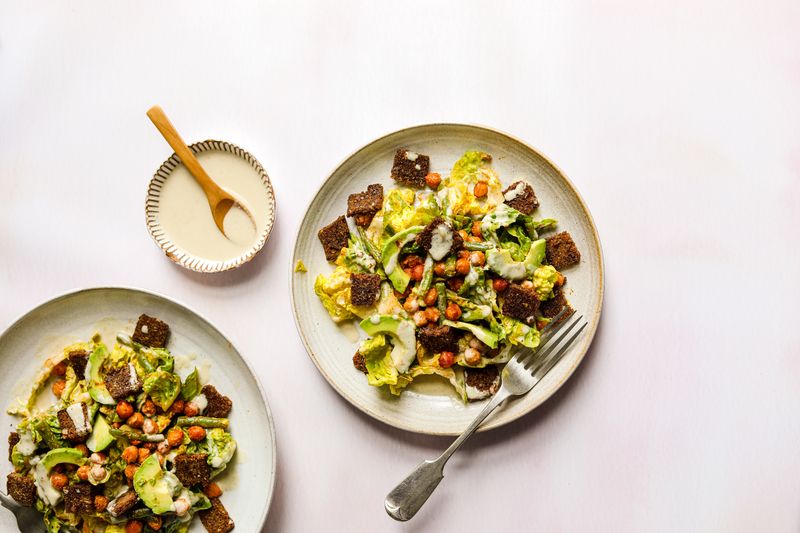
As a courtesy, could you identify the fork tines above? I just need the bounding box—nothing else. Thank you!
[523,311,588,377]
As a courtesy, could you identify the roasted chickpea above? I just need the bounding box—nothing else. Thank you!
[170,399,186,415]
[466,235,482,243]
[51,379,66,398]
[424,307,440,323]
[127,413,144,429]
[457,249,470,260]
[410,264,425,282]
[122,446,139,464]
[125,520,144,533]
[94,494,109,512]
[425,172,442,189]
[521,280,534,290]
[464,348,482,365]
[183,404,199,417]
[90,452,106,464]
[142,418,158,435]
[471,220,483,238]
[138,447,151,464]
[492,278,509,292]
[112,422,122,429]
[446,278,464,292]
[50,473,68,491]
[124,464,138,480]
[187,426,206,442]
[423,288,438,306]
[167,428,184,448]
[146,516,163,531]
[469,251,485,266]
[536,320,548,330]
[203,482,223,499]
[51,361,68,377]
[89,465,107,482]
[116,401,134,420]
[403,298,419,313]
[77,465,91,481]
[157,440,171,455]
[433,262,446,276]
[445,302,462,321]
[75,444,89,457]
[438,351,455,369]
[141,400,157,417]
[473,182,488,198]
[455,258,471,276]
[457,230,469,241]
[412,311,429,327]
[401,255,423,269]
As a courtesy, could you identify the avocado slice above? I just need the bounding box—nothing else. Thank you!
[86,415,114,453]
[485,238,545,281]
[133,454,181,514]
[381,226,423,293]
[86,346,116,405]
[41,448,86,471]
[360,315,417,373]
[442,320,499,349]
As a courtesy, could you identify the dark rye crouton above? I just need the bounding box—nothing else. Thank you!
[416,218,463,261]
[104,364,142,401]
[7,473,36,507]
[347,183,384,227]
[502,180,539,214]
[132,314,170,348]
[465,366,500,395]
[352,352,368,373]
[200,497,236,533]
[539,286,567,319]
[107,489,139,517]
[350,273,381,307]
[63,483,94,514]
[417,325,460,353]
[201,385,233,419]
[8,432,19,461]
[502,284,540,325]
[67,350,89,380]
[174,454,211,487]
[545,231,581,270]
[391,148,430,188]
[318,215,350,262]
[57,403,90,442]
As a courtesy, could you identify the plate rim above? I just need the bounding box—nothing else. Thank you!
[0,285,278,528]
[290,122,605,435]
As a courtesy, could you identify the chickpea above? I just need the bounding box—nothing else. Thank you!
[438,351,455,369]
[469,337,487,352]
[115,400,134,420]
[445,303,462,321]
[170,399,186,415]
[412,311,429,327]
[446,278,464,292]
[466,235,482,243]
[203,482,223,499]
[124,464,138,480]
[172,497,190,517]
[473,182,488,198]
[146,516,163,531]
[536,320,548,330]
[464,348,482,365]
[51,361,67,377]
[142,441,157,451]
[94,494,109,512]
[457,249,470,260]
[402,298,419,313]
[90,464,107,482]
[425,172,442,189]
[75,444,89,457]
[410,264,425,282]
[556,273,566,287]
[122,446,139,464]
[521,280,534,290]
[90,452,106,464]
[167,428,184,448]
[127,413,144,429]
[457,230,469,242]
[455,258,471,276]
[157,440,171,455]
[142,418,158,435]
[469,251,485,266]
[423,288,438,306]
[492,278,509,292]
[138,447,151,464]
[125,520,144,533]
[141,400,157,417]
[76,465,91,481]
[112,422,122,429]
[433,262,446,276]
[471,220,483,238]
[50,473,68,491]
[401,254,423,269]
[187,426,206,442]
[183,404,199,417]
[424,307,440,323]
[51,379,66,398]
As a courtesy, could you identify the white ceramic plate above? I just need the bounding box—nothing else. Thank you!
[0,287,276,531]
[291,124,604,436]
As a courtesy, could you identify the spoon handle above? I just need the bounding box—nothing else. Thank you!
[146,106,227,203]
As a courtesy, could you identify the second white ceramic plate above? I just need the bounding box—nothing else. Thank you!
[292,124,604,435]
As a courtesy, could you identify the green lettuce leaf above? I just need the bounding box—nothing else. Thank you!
[314,265,358,322]
[500,316,541,349]
[181,368,200,401]
[360,335,399,387]
[143,371,181,411]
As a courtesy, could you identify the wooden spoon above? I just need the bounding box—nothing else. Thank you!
[146,105,253,238]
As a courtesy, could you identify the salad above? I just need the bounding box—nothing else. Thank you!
[6,315,236,533]
[315,149,581,401]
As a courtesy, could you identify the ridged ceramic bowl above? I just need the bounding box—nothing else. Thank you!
[146,140,276,273]
[291,123,604,435]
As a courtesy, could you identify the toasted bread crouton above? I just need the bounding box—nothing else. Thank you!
[352,352,368,374]
[7,473,36,507]
[174,454,211,487]
[350,273,381,307]
[132,314,170,348]
[417,325,460,353]
[63,483,93,514]
[502,180,539,214]
[57,403,91,442]
[502,284,540,325]
[108,489,139,517]
[104,364,142,401]
[347,184,384,227]
[416,218,463,261]
[199,497,235,533]
[391,149,430,188]
[465,366,500,396]
[67,350,89,380]
[539,286,567,319]
[545,231,580,270]
[201,385,232,419]
[318,215,350,262]
[8,432,19,462]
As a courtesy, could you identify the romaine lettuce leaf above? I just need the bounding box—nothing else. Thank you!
[500,316,541,349]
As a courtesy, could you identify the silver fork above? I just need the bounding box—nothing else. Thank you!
[0,491,45,532]
[384,310,588,521]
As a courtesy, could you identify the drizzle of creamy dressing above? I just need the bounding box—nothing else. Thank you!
[369,315,382,325]
[127,364,139,389]
[157,150,270,261]
[16,431,36,455]
[504,181,527,202]
[189,394,208,414]
[66,403,91,434]
[429,224,454,261]
[405,151,418,161]
[339,321,361,343]
[32,458,62,506]
[486,250,527,280]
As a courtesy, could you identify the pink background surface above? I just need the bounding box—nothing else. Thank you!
[2,1,799,531]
